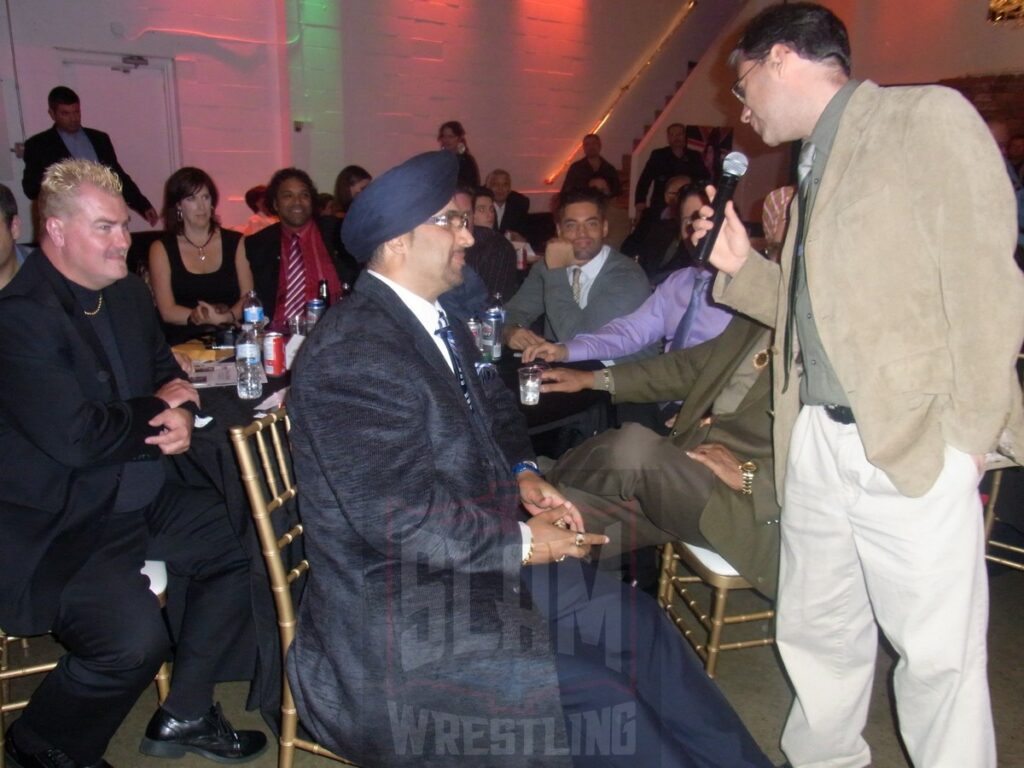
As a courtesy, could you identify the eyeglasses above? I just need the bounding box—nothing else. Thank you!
[428,211,471,231]
[731,57,766,104]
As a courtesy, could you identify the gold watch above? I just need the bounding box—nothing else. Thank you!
[739,461,757,496]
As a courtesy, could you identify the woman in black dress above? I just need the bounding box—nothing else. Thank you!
[149,167,254,343]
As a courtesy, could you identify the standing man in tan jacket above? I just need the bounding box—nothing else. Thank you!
[694,4,1024,768]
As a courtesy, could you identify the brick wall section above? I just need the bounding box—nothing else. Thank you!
[940,73,1024,135]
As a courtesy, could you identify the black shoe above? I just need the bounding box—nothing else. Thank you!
[4,731,113,768]
[139,703,267,763]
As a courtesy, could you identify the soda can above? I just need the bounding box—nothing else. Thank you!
[306,298,326,326]
[483,307,503,361]
[263,332,286,377]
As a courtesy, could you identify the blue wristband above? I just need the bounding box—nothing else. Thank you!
[512,460,541,477]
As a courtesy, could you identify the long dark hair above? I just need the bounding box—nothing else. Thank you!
[333,165,372,214]
[161,166,220,235]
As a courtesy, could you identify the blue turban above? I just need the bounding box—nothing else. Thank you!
[342,150,459,262]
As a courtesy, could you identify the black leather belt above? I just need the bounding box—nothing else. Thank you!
[823,404,855,424]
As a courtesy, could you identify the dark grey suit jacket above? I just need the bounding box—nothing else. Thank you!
[286,272,569,766]
[496,190,530,236]
[21,126,154,216]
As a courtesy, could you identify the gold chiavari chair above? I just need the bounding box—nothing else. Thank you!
[658,541,774,678]
[229,407,356,767]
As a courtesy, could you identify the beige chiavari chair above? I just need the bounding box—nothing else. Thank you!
[657,541,774,678]
[0,561,171,768]
[229,407,356,767]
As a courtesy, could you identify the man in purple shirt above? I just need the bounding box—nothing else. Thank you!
[524,186,732,368]
[522,264,732,365]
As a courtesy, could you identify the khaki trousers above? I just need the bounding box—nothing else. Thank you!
[778,406,995,768]
[546,422,714,564]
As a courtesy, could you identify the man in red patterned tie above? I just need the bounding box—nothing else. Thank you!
[242,168,345,329]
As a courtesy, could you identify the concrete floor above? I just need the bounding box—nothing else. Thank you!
[5,566,1022,767]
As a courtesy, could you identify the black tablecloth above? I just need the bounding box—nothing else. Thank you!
[495,354,609,436]
[167,376,290,730]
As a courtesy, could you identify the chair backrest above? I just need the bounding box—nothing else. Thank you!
[229,407,306,656]
[229,407,353,766]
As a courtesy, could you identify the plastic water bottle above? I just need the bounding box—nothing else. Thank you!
[242,290,264,327]
[235,323,263,400]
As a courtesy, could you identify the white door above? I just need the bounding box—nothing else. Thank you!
[59,51,180,230]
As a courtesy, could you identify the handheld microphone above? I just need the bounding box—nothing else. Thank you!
[694,151,749,266]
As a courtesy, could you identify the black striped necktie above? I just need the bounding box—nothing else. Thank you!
[436,311,473,411]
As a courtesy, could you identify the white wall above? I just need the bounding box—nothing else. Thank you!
[1,0,288,232]
[292,0,732,210]
[0,0,730,231]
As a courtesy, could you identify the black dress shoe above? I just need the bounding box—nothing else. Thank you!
[4,731,113,768]
[139,703,267,763]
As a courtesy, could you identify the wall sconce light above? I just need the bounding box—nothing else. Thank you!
[989,0,1024,25]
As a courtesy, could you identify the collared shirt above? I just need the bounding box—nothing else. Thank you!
[367,270,453,373]
[794,78,861,408]
[562,266,731,362]
[57,128,98,163]
[567,245,610,308]
[366,269,532,555]
[493,201,507,228]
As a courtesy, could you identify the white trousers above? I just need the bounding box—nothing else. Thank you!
[778,406,995,768]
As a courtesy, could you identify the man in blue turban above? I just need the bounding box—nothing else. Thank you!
[285,150,771,768]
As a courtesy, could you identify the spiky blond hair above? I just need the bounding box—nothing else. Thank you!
[40,159,123,220]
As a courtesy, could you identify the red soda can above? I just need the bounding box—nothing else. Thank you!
[263,332,286,377]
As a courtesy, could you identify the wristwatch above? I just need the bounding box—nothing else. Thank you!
[739,461,758,496]
[512,460,541,477]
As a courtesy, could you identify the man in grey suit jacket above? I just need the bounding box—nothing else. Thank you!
[695,5,1024,767]
[286,150,771,767]
[504,188,651,364]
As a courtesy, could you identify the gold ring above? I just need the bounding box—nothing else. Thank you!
[574,532,585,548]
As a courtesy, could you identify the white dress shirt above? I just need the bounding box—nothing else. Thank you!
[566,245,610,308]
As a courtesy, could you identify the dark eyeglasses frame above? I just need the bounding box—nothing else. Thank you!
[731,57,767,104]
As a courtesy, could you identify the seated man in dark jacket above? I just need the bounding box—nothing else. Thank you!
[0,159,264,767]
[286,149,772,767]
[243,167,346,330]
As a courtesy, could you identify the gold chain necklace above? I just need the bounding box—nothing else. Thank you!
[83,293,103,316]
[182,229,216,261]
